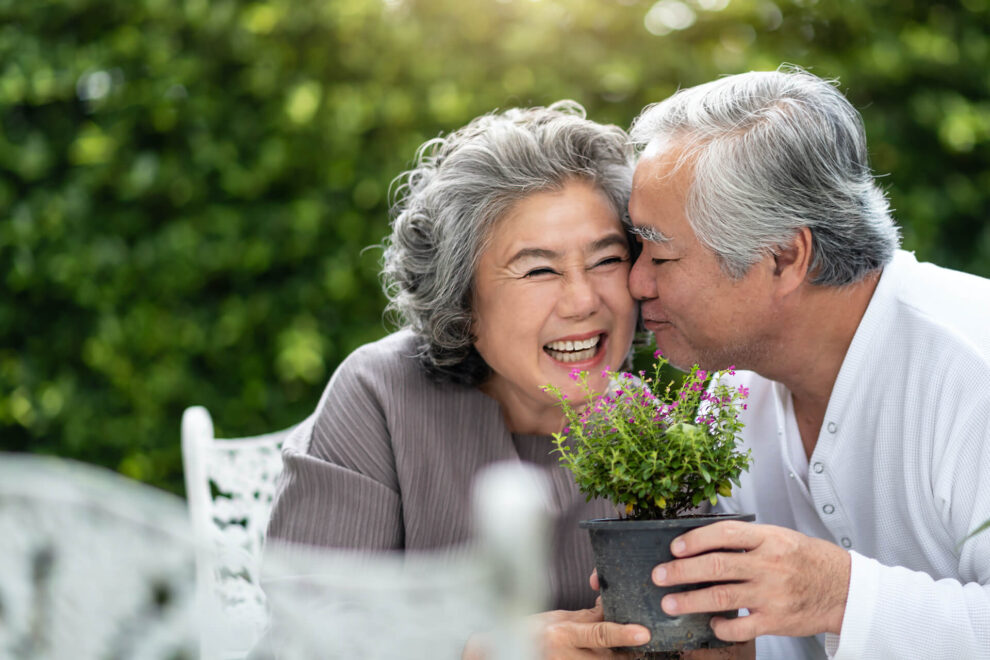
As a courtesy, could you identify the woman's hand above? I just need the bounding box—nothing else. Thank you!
[462,600,649,660]
[535,600,650,659]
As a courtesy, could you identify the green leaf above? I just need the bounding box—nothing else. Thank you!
[959,519,990,548]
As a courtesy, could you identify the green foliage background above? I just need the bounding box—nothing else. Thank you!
[2,0,989,494]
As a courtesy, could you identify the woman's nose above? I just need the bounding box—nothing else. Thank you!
[628,251,658,301]
[558,273,600,320]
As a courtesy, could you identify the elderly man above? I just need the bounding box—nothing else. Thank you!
[625,68,990,659]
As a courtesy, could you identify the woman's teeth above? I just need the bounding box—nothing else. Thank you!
[544,335,601,363]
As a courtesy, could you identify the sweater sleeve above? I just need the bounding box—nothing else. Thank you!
[266,344,404,551]
[828,394,990,660]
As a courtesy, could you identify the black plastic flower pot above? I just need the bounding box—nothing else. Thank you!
[580,513,756,654]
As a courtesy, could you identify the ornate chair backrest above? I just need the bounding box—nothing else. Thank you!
[180,406,295,659]
[0,454,200,660]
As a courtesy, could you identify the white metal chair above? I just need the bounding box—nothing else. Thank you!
[0,453,201,660]
[181,405,296,659]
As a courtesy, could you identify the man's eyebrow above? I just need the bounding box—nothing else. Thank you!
[505,247,560,267]
[629,225,673,244]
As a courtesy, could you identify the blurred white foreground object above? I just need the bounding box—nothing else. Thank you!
[261,460,551,660]
[0,453,200,660]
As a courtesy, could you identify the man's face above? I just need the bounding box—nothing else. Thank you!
[627,143,777,372]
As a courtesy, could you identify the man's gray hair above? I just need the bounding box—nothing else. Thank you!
[629,66,901,285]
[382,101,634,385]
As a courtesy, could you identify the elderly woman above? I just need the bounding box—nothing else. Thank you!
[266,102,650,654]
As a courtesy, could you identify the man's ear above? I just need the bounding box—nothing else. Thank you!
[773,227,813,296]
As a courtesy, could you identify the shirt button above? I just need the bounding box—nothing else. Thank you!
[788,472,795,479]
[823,504,835,514]
[813,462,824,474]
[827,421,838,433]
[841,537,852,548]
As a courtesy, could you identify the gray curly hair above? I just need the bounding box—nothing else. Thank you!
[630,66,900,285]
[381,101,635,386]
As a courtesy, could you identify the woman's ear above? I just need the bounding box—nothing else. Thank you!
[773,227,813,296]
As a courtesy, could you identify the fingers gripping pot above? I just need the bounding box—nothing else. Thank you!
[581,513,755,653]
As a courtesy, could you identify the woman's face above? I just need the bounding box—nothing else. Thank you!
[472,179,638,431]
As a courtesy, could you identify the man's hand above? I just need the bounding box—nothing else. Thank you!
[651,521,851,641]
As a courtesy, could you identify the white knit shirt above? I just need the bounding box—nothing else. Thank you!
[716,250,990,659]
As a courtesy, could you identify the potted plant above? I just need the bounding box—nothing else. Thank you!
[545,349,753,656]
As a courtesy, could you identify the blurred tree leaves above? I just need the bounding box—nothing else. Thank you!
[1,0,988,493]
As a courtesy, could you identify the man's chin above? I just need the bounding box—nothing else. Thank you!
[651,334,696,371]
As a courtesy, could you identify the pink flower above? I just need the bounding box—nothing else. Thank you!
[569,368,581,382]
[697,370,707,380]
[654,349,663,358]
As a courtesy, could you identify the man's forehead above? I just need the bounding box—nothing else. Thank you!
[641,135,676,159]
[634,136,695,185]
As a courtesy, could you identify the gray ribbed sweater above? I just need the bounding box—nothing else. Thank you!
[266,330,617,610]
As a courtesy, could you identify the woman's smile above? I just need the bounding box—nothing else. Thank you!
[543,332,607,365]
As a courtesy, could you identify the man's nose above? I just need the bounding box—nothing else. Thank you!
[628,251,658,301]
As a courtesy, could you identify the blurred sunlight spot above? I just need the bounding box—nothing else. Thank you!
[119,453,152,481]
[242,3,282,34]
[941,115,976,152]
[601,67,636,102]
[276,319,327,384]
[18,132,52,181]
[429,82,468,124]
[126,153,160,195]
[9,389,35,428]
[32,67,56,101]
[76,70,112,101]
[759,1,783,30]
[936,95,990,153]
[720,24,757,53]
[286,81,322,125]
[69,123,117,165]
[0,65,28,105]
[39,385,65,418]
[645,0,697,36]
[696,0,730,10]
